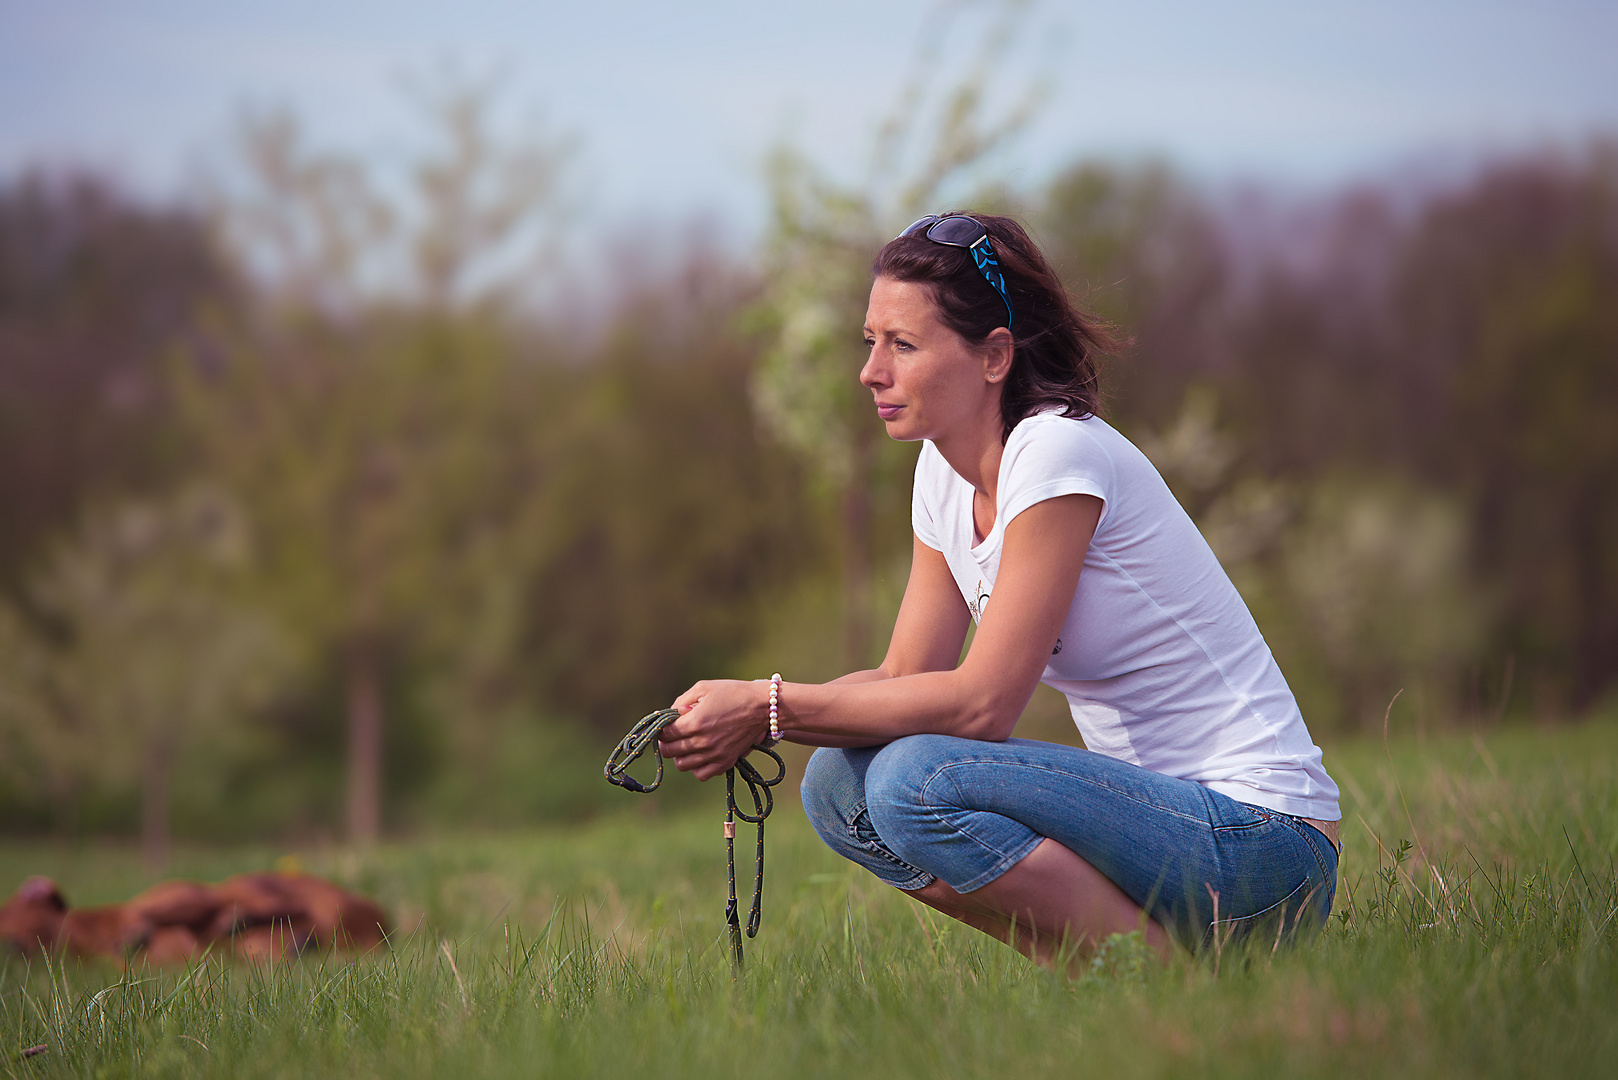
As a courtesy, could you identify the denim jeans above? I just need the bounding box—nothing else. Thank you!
[800,735,1338,951]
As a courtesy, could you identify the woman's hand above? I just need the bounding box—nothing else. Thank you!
[657,679,771,781]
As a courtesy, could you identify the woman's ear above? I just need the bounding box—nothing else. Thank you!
[982,327,1015,383]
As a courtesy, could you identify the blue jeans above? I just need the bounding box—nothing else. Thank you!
[800,735,1338,951]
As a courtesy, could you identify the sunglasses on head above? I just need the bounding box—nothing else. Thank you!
[897,214,1015,330]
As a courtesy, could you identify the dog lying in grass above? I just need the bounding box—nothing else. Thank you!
[0,871,390,964]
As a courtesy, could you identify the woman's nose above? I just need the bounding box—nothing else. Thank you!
[860,349,888,390]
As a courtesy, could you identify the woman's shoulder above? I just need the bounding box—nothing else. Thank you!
[1009,408,1116,443]
[1012,411,1168,472]
[1003,411,1124,477]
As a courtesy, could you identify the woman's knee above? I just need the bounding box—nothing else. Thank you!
[799,747,872,845]
[800,745,940,890]
[864,734,960,834]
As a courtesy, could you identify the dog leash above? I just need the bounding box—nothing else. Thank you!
[603,708,785,973]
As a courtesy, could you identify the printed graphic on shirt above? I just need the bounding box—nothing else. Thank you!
[967,580,990,624]
[966,577,1061,654]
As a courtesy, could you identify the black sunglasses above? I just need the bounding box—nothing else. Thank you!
[897,214,1015,330]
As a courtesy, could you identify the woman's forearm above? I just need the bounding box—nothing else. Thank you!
[775,665,956,747]
[781,665,1021,746]
[826,667,893,686]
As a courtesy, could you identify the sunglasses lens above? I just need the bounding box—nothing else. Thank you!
[925,216,987,246]
[899,215,940,238]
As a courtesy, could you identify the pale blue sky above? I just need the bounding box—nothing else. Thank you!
[2,0,1614,238]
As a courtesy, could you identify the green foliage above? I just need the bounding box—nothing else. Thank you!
[0,175,235,593]
[750,161,880,494]
[1257,477,1484,730]
[1038,160,1225,423]
[3,720,1617,1078]
[520,283,816,728]
[0,492,289,859]
[1395,147,1618,707]
[1136,392,1487,732]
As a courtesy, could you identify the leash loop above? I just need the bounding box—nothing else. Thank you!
[604,707,785,972]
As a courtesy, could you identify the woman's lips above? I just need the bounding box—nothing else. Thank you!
[876,403,903,420]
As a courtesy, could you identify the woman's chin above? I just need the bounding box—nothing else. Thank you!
[882,420,923,441]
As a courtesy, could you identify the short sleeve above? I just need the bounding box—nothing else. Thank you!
[998,414,1114,531]
[911,443,944,551]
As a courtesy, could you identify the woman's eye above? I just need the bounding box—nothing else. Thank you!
[863,337,876,348]
[894,339,914,351]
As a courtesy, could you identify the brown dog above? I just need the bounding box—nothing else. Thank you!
[0,872,389,965]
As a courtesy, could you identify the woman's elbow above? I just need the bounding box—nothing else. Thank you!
[956,699,1020,742]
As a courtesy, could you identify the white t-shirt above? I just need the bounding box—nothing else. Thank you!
[912,410,1341,821]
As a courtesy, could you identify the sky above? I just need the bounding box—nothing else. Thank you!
[2,0,1615,240]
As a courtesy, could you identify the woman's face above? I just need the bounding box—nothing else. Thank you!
[861,276,1001,444]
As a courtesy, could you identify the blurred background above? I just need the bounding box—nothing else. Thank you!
[1,0,1614,867]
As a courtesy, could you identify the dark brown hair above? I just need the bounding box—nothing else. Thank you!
[873,213,1117,441]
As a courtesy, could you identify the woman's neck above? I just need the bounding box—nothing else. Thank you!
[932,407,1007,506]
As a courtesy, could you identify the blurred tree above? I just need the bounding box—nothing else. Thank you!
[177,313,548,843]
[0,174,235,594]
[1140,394,1486,731]
[223,70,574,314]
[751,172,891,668]
[1038,161,1226,425]
[198,76,576,842]
[1265,476,1484,730]
[751,0,1044,667]
[1214,186,1409,475]
[1395,146,1618,710]
[524,251,812,728]
[0,489,287,868]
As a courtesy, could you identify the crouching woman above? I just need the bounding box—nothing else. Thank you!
[655,213,1340,967]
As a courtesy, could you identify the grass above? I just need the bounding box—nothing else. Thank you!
[4,718,1617,1078]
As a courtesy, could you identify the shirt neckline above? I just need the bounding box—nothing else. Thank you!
[966,448,1014,561]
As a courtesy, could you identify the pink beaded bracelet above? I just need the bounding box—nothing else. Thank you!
[768,673,782,743]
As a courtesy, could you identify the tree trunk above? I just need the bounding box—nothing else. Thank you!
[345,636,383,844]
[141,738,173,874]
[1570,475,1614,709]
[840,422,873,671]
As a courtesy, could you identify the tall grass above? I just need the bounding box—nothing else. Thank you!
[5,719,1616,1078]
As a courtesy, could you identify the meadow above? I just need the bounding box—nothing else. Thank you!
[4,717,1616,1079]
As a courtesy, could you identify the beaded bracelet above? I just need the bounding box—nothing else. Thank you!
[768,673,782,744]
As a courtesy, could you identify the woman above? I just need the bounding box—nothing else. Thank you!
[657,213,1340,966]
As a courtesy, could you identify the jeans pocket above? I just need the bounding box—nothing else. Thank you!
[1196,799,1335,950]
[1208,799,1276,835]
[1204,875,1315,949]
